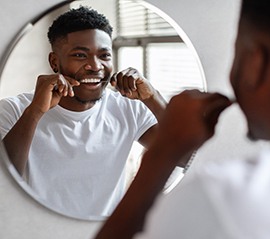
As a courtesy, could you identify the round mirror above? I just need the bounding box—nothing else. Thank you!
[0,0,206,221]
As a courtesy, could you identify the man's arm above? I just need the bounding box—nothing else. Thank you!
[95,90,232,239]
[110,67,167,148]
[3,74,78,175]
[138,89,167,148]
[3,105,44,175]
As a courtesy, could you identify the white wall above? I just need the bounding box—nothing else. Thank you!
[2,0,266,238]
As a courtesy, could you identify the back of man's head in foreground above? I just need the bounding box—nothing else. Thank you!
[241,0,270,31]
[229,0,270,141]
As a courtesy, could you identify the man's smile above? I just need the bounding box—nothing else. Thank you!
[80,78,101,83]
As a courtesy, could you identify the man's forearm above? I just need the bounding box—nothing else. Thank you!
[142,90,167,122]
[3,106,43,175]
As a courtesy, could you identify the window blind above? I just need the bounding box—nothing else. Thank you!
[115,0,205,101]
[116,0,178,37]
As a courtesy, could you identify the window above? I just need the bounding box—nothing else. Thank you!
[113,0,205,102]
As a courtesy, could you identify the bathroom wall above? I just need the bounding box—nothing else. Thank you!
[2,1,266,238]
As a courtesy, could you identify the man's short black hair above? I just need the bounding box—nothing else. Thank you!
[47,6,113,45]
[241,0,270,30]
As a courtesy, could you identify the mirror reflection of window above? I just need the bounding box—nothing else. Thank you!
[114,0,205,101]
[118,43,204,101]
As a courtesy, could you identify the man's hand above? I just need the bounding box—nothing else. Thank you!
[30,74,80,114]
[155,90,232,161]
[110,67,155,101]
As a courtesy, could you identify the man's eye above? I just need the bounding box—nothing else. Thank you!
[101,53,112,60]
[72,53,86,58]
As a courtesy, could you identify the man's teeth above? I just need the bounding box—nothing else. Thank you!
[80,78,101,83]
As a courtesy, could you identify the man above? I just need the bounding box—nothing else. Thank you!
[0,7,167,218]
[95,0,270,238]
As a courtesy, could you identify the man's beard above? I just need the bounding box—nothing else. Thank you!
[74,95,103,105]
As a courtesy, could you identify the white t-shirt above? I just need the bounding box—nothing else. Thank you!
[135,147,270,239]
[0,88,157,219]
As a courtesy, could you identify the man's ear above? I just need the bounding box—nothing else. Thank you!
[245,43,269,89]
[48,52,59,73]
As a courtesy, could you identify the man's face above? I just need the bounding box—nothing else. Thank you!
[230,23,270,140]
[52,29,113,105]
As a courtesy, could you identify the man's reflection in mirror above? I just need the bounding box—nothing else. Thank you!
[0,6,168,218]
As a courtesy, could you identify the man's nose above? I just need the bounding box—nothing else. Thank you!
[84,57,104,71]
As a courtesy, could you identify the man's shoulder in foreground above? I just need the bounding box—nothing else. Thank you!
[135,148,270,239]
